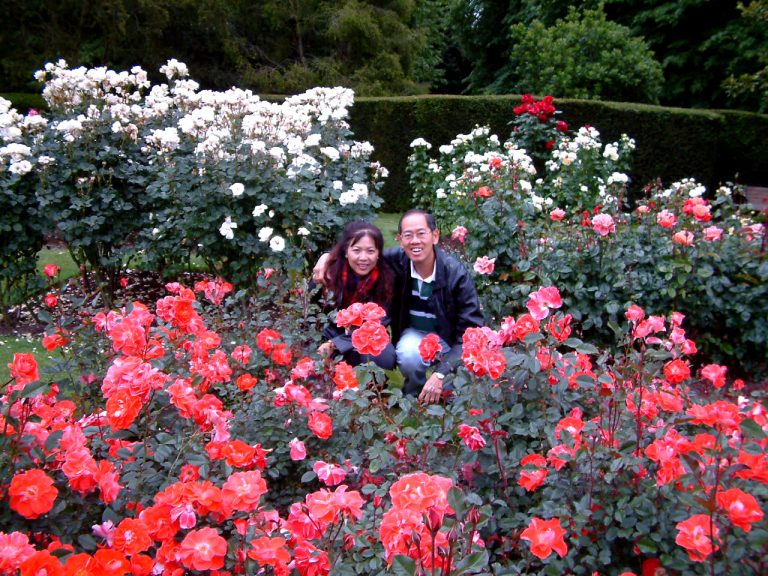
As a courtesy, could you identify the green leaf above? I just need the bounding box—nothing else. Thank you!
[45,430,64,452]
[696,264,714,278]
[391,555,417,576]
[301,471,317,483]
[447,486,465,520]
[77,534,98,551]
[741,418,766,440]
[8,380,48,403]
[453,550,489,574]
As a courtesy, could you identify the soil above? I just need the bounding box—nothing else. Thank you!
[2,268,210,338]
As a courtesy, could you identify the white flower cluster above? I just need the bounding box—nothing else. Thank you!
[410,138,432,149]
[656,178,707,199]
[0,142,33,175]
[36,60,150,114]
[339,183,369,206]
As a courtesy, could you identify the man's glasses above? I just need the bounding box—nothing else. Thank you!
[399,229,432,242]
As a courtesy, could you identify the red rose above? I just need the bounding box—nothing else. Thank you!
[308,411,333,440]
[474,185,493,199]
[43,264,59,278]
[351,320,390,357]
[418,333,443,363]
[8,353,39,386]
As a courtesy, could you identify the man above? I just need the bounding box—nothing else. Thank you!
[387,209,483,403]
[314,209,484,403]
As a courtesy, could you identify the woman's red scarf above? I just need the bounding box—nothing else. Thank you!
[341,261,379,306]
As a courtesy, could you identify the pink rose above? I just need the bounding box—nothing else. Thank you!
[592,213,616,236]
[289,438,307,461]
[672,231,694,246]
[550,208,565,222]
[657,209,677,228]
[703,226,723,241]
[473,256,495,275]
[451,226,468,244]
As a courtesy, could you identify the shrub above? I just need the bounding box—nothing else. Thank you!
[504,7,664,104]
[4,60,386,303]
[407,96,768,377]
[1,270,765,575]
[0,97,48,324]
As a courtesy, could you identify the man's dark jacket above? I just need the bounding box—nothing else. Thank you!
[384,246,484,376]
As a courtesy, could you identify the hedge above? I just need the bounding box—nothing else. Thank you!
[6,91,768,212]
[349,95,768,212]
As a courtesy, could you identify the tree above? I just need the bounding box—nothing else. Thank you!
[603,0,766,109]
[722,0,768,111]
[500,7,664,102]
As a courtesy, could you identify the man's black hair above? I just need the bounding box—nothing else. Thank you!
[398,209,437,233]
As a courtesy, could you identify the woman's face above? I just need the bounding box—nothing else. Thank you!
[346,234,379,276]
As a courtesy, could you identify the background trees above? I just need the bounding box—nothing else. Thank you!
[1,0,766,110]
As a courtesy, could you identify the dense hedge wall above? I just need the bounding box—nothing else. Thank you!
[349,95,768,212]
[7,91,768,213]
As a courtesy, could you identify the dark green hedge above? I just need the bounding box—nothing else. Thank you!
[1,93,46,113]
[349,96,768,212]
[6,92,767,213]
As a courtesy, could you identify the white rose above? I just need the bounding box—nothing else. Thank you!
[258,227,273,242]
[253,203,268,217]
[219,217,237,240]
[269,235,285,252]
[229,183,244,197]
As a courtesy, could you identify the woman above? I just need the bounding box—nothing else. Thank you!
[317,221,397,369]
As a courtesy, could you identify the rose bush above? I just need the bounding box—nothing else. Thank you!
[1,60,385,304]
[2,273,765,575]
[0,98,48,323]
[407,96,767,377]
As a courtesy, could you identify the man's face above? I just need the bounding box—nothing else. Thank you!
[398,213,439,266]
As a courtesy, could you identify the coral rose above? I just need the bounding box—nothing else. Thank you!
[9,469,58,519]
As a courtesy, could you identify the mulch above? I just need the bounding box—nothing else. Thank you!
[2,269,209,337]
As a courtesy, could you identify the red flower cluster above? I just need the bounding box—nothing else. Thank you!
[379,472,458,570]
[461,327,506,379]
[335,302,386,328]
[513,94,556,122]
[194,277,233,305]
[518,454,548,492]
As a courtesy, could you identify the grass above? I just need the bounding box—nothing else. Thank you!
[36,246,79,280]
[374,213,399,249]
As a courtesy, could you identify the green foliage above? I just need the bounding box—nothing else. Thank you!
[348,95,768,212]
[722,0,768,112]
[0,98,48,326]
[502,7,664,103]
[0,0,439,98]
[407,100,768,377]
[603,0,765,110]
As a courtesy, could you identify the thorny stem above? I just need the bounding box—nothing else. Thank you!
[492,434,509,498]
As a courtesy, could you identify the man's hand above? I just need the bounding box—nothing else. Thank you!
[318,341,335,359]
[312,252,330,285]
[418,373,444,404]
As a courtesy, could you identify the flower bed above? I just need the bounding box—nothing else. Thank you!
[1,269,766,575]
[407,96,767,379]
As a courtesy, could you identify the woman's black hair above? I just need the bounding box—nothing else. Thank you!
[324,221,394,308]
